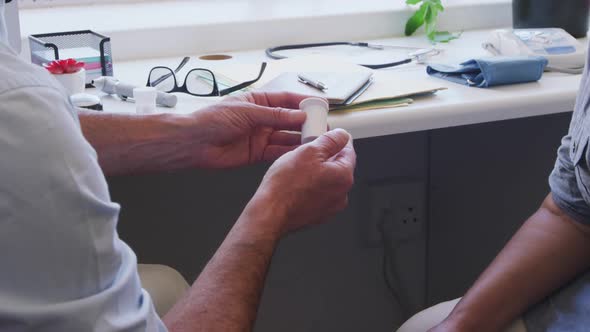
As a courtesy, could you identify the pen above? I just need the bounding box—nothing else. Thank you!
[297,74,328,91]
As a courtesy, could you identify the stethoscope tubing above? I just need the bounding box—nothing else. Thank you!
[265,42,415,69]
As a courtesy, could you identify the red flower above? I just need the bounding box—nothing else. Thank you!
[43,58,85,74]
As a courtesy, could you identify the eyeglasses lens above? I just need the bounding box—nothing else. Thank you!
[149,67,176,92]
[186,69,216,95]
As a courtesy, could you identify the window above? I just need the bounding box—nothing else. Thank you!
[18,0,156,9]
[19,0,487,7]
[18,0,506,60]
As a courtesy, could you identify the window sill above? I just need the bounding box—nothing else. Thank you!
[19,0,512,61]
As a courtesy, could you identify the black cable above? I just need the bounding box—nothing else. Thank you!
[379,210,398,295]
[265,42,413,70]
[266,42,361,59]
[424,131,433,307]
[378,209,410,319]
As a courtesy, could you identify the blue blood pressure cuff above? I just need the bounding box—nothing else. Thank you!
[426,56,548,88]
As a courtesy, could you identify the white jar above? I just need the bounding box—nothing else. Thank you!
[52,68,86,96]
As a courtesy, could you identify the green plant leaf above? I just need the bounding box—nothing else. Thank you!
[429,31,462,43]
[404,3,428,36]
[424,0,442,10]
[404,0,459,44]
[424,5,437,36]
[432,1,444,12]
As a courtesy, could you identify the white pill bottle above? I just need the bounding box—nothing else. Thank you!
[300,97,329,144]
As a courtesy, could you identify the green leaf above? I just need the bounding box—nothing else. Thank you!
[428,31,462,43]
[404,0,459,44]
[424,5,437,36]
[404,3,428,36]
[424,0,442,9]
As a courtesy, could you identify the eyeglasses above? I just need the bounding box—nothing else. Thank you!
[147,58,267,97]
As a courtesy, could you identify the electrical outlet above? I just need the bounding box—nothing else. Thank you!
[389,198,424,242]
[360,179,426,247]
[356,178,428,313]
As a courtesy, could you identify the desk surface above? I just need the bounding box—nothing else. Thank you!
[101,29,583,139]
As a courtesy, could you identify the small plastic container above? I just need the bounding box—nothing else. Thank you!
[133,87,157,114]
[52,68,86,96]
[300,97,329,144]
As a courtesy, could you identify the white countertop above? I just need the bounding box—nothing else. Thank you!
[98,29,583,140]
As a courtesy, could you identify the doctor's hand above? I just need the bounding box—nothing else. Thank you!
[243,129,356,236]
[186,91,310,169]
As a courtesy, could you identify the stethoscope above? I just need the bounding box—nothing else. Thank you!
[265,42,442,69]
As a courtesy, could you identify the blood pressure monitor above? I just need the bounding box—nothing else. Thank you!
[484,28,587,73]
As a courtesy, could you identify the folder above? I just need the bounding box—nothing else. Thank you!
[213,55,446,112]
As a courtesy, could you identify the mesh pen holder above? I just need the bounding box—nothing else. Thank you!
[29,30,114,87]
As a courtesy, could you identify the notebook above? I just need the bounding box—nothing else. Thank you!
[257,71,374,106]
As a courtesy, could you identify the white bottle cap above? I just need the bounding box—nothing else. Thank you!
[133,87,158,114]
[300,97,329,144]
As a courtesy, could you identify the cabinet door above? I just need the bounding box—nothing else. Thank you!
[427,112,571,305]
